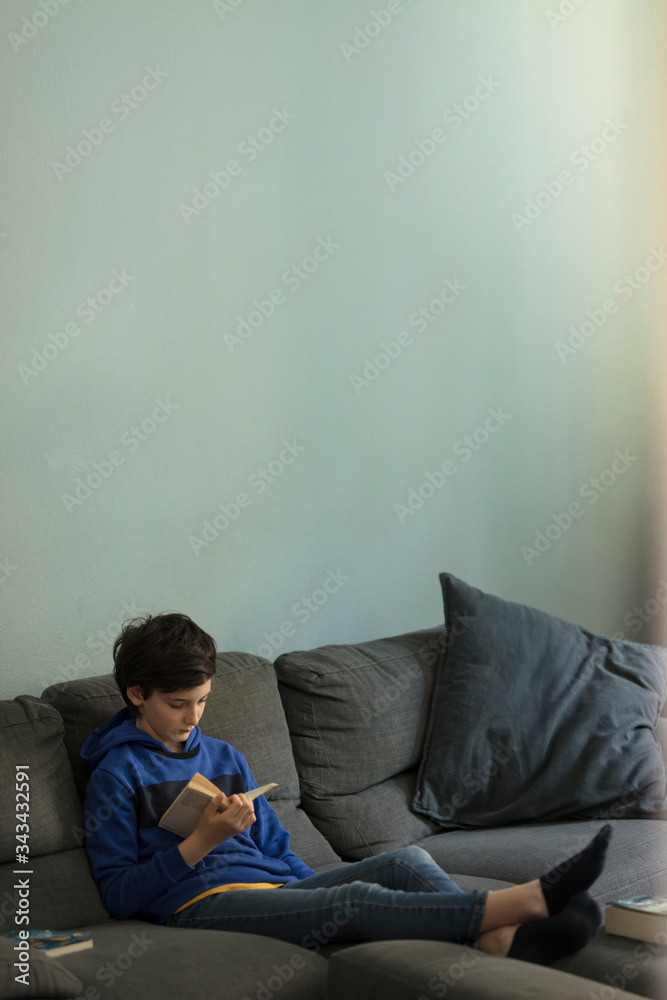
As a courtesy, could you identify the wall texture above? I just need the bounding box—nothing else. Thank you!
[1,0,665,699]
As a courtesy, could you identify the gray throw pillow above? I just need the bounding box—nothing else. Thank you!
[412,573,667,828]
[0,937,84,999]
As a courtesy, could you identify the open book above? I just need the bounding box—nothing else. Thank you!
[158,771,278,838]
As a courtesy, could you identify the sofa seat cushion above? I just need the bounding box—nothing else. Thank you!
[417,818,667,906]
[275,627,446,857]
[324,939,649,1000]
[0,936,84,999]
[552,928,667,1000]
[32,920,328,1000]
[419,821,667,997]
[42,652,340,870]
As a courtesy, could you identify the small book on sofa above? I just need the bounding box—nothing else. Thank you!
[1,930,93,958]
[158,771,278,838]
[604,896,667,943]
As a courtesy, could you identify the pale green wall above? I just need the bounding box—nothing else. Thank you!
[1,0,664,699]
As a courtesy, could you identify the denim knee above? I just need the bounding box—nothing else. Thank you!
[399,845,433,862]
[385,845,433,865]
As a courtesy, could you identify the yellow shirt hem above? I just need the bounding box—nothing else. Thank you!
[172,882,285,915]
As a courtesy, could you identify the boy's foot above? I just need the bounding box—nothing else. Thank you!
[539,824,612,916]
[507,891,602,965]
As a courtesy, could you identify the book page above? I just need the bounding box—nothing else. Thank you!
[614,897,667,914]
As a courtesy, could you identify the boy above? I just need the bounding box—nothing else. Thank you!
[82,612,612,963]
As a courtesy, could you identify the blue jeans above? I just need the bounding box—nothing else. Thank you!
[164,846,489,949]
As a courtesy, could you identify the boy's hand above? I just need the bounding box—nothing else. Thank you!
[195,792,256,850]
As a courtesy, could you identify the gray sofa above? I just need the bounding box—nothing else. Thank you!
[1,625,666,1000]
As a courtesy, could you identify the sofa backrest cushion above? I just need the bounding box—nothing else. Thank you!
[0,696,84,859]
[274,627,447,858]
[0,696,111,930]
[42,651,340,869]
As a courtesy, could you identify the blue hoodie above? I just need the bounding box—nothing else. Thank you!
[80,707,316,924]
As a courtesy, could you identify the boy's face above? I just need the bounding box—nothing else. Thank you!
[127,679,212,752]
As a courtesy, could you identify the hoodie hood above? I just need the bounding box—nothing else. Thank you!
[80,706,201,772]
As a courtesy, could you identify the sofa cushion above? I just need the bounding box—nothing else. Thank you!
[0,697,84,859]
[275,628,447,858]
[324,939,649,1000]
[412,573,667,829]
[552,926,667,999]
[0,936,84,999]
[15,920,329,1000]
[42,651,340,870]
[0,696,111,932]
[418,819,667,998]
[0,847,111,929]
[418,818,667,905]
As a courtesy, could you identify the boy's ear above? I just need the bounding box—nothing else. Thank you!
[126,684,144,707]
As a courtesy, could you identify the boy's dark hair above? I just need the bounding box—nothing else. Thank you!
[113,613,217,719]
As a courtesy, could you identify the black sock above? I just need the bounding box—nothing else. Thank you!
[539,823,612,916]
[507,891,602,966]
